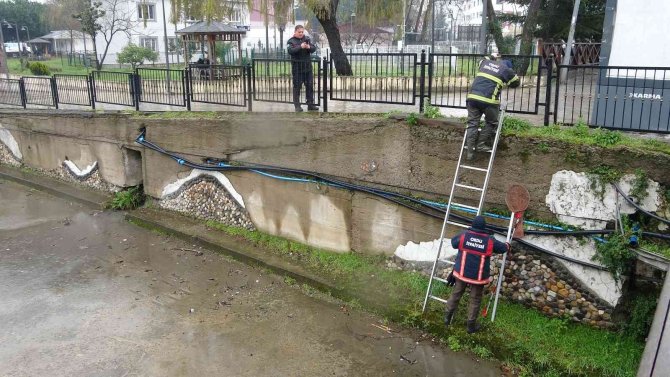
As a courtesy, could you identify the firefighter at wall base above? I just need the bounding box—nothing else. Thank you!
[444,215,510,333]
[287,24,319,112]
[465,53,520,160]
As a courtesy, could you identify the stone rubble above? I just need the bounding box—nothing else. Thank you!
[389,247,615,330]
[0,142,21,167]
[159,177,255,231]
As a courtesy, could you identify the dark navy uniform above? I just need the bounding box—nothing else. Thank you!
[451,228,509,285]
[464,58,520,160]
[444,216,510,333]
[287,36,317,109]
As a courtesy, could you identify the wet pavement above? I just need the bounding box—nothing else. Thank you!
[0,178,501,376]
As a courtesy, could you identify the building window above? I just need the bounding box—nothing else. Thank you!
[167,37,179,52]
[139,37,158,52]
[137,3,156,21]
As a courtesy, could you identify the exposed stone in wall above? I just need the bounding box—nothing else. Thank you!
[0,125,22,162]
[393,231,618,329]
[59,159,120,192]
[0,140,21,167]
[491,248,615,329]
[159,176,255,231]
[546,170,663,230]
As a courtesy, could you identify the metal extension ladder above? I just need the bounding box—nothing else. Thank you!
[421,104,507,313]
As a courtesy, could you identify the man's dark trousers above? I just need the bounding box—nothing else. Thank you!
[292,62,314,107]
[465,100,499,157]
[445,279,484,322]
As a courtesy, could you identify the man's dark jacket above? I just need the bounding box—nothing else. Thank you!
[450,228,509,284]
[287,36,316,65]
[467,59,520,105]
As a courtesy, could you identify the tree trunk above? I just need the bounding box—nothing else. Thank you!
[487,0,507,54]
[419,0,432,42]
[92,33,101,70]
[0,24,8,77]
[316,14,352,75]
[414,0,425,32]
[404,0,415,32]
[519,0,541,74]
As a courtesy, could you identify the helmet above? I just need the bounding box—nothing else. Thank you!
[489,52,500,60]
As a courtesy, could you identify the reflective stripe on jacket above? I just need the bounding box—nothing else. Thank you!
[467,59,520,105]
[451,229,509,285]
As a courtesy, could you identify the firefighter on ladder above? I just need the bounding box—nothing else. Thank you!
[465,53,520,160]
[444,215,510,333]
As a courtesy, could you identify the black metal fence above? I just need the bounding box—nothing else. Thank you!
[54,74,93,107]
[2,52,669,133]
[0,78,24,107]
[187,64,247,108]
[253,58,321,106]
[330,52,417,105]
[428,54,543,114]
[91,71,136,108]
[22,76,57,108]
[137,68,188,108]
[554,65,670,132]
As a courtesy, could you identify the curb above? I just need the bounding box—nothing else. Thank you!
[0,166,110,208]
[124,210,345,299]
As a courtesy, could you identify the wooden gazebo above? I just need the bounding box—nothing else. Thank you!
[175,21,247,66]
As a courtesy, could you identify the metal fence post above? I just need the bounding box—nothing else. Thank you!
[132,72,140,111]
[246,64,253,112]
[50,76,59,109]
[544,55,554,126]
[419,49,426,113]
[88,73,96,110]
[322,57,328,113]
[18,78,27,109]
[183,69,191,111]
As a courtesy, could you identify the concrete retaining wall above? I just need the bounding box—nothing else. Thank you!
[1,109,669,320]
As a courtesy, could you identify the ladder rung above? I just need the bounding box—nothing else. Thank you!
[460,164,488,172]
[429,295,449,304]
[455,183,483,192]
[433,276,448,284]
[447,220,469,228]
[451,202,479,211]
[438,260,455,265]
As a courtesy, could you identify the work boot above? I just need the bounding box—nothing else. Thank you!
[307,104,319,111]
[294,106,304,112]
[475,141,492,152]
[466,320,481,334]
[444,310,455,327]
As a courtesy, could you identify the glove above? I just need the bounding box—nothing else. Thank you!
[446,271,456,286]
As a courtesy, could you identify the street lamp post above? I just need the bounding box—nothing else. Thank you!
[20,26,30,55]
[350,12,355,49]
[0,21,8,76]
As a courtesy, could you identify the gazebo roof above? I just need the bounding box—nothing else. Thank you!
[175,21,247,35]
[27,38,51,44]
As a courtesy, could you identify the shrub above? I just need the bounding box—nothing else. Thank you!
[117,43,158,69]
[623,293,658,340]
[593,127,623,147]
[108,186,145,210]
[503,116,532,132]
[423,104,443,119]
[27,62,51,76]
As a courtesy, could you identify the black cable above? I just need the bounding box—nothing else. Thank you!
[135,133,659,271]
[613,183,670,226]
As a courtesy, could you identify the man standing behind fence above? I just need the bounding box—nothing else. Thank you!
[287,25,318,112]
[465,54,519,160]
